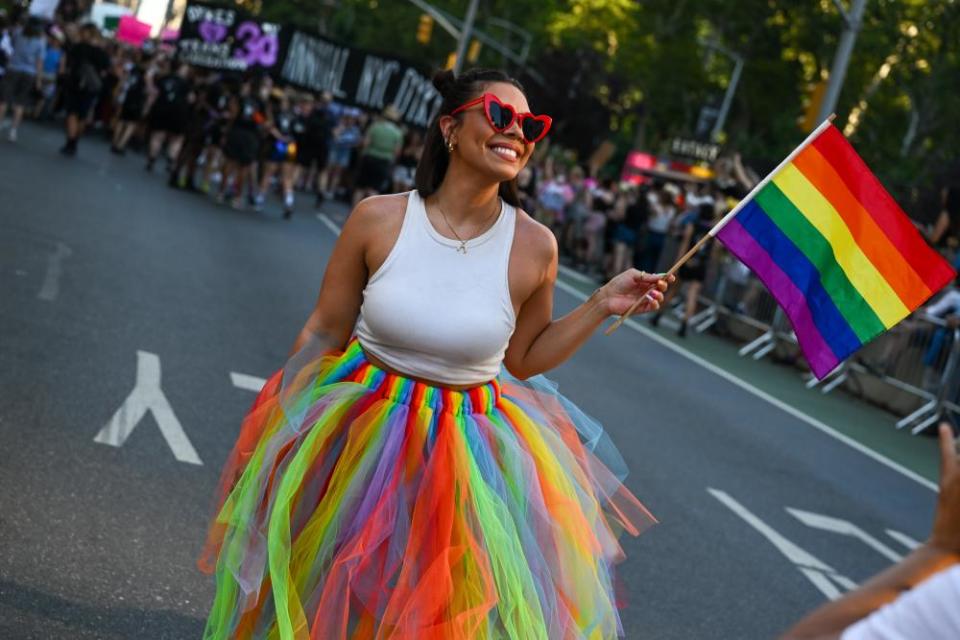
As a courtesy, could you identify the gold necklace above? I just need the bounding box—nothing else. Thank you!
[435,198,501,254]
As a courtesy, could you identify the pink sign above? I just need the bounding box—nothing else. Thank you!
[117,16,152,46]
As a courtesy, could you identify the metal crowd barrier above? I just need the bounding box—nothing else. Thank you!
[650,232,960,434]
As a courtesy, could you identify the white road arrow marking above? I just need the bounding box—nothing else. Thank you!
[709,488,856,600]
[38,241,72,301]
[94,351,202,465]
[230,372,266,392]
[787,508,904,563]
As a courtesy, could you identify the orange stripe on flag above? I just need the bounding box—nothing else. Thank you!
[793,145,932,309]
[812,126,955,294]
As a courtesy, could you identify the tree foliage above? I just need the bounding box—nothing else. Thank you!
[252,0,960,214]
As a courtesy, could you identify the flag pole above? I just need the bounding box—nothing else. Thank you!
[604,114,836,335]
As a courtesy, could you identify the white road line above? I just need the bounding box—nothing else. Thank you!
[885,529,922,551]
[709,488,855,601]
[94,351,202,465]
[316,213,342,237]
[787,508,904,563]
[38,241,72,301]
[318,211,938,493]
[231,372,266,392]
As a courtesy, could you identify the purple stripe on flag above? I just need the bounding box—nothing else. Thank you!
[717,219,840,378]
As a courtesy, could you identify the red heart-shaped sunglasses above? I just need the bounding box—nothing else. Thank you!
[450,93,552,144]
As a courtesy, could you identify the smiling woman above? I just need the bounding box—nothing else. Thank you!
[199,67,672,639]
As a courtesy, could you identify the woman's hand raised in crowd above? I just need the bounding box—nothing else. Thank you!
[597,269,674,316]
[930,422,960,554]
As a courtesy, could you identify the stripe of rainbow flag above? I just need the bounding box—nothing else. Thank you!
[716,125,955,379]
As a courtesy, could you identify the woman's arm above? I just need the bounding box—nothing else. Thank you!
[781,423,960,640]
[287,200,375,356]
[927,199,950,245]
[504,223,669,379]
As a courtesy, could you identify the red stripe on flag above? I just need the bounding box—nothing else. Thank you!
[812,125,954,294]
[793,145,931,309]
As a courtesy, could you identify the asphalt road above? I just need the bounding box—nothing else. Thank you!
[0,124,938,639]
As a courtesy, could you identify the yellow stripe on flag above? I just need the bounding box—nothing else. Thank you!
[773,164,909,328]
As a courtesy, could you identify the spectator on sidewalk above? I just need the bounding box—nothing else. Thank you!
[0,17,46,143]
[651,186,717,337]
[926,179,960,261]
[352,104,404,205]
[782,423,960,639]
[638,185,677,272]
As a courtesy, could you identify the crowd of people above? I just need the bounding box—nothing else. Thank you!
[0,14,422,219]
[513,153,756,337]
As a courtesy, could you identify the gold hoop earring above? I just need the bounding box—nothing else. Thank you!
[447,139,456,153]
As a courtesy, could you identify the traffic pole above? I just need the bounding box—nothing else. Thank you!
[453,0,480,75]
[816,0,868,125]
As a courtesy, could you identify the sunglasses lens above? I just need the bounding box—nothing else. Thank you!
[521,118,546,142]
[487,101,514,130]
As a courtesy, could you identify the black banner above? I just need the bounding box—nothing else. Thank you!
[177,1,442,128]
[278,30,442,127]
[177,3,282,72]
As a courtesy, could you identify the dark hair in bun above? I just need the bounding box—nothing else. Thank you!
[416,68,526,207]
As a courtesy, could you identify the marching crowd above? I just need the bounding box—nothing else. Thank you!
[0,15,419,219]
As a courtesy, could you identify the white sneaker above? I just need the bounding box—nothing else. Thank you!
[7,128,17,142]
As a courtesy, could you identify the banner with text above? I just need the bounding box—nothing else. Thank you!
[177,2,282,72]
[278,29,442,127]
[177,2,441,127]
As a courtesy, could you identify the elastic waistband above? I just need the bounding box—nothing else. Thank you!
[327,339,502,415]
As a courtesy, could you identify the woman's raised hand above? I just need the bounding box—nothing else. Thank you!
[598,269,673,317]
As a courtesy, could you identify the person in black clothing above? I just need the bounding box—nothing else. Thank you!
[292,93,333,208]
[218,77,265,209]
[60,23,109,157]
[609,184,648,279]
[169,73,216,190]
[256,88,299,218]
[199,74,233,193]
[111,51,149,154]
[146,62,193,171]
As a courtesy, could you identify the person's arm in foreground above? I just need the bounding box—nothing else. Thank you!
[287,199,378,356]
[504,224,671,379]
[780,423,960,640]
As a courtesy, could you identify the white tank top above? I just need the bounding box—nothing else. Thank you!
[355,190,517,386]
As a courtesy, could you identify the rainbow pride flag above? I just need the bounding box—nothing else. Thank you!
[714,123,955,379]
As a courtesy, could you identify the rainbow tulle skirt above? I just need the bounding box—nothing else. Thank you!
[199,338,655,639]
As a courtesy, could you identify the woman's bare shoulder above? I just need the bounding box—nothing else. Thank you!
[342,193,410,240]
[513,206,558,265]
